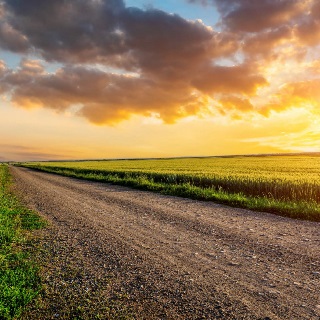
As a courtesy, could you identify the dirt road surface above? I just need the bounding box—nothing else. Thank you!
[11,166,320,319]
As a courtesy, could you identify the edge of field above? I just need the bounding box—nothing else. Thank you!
[0,164,45,319]
[17,164,320,222]
[8,165,135,319]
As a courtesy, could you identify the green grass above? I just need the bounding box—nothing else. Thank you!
[0,164,45,319]
[19,155,320,221]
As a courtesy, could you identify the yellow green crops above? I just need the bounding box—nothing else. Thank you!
[21,155,320,221]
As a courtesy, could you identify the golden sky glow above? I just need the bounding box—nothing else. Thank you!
[1,0,320,161]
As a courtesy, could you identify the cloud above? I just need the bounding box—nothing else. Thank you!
[0,57,269,124]
[243,127,320,153]
[188,0,309,33]
[0,144,72,161]
[259,80,320,116]
[217,0,307,33]
[0,21,29,52]
[192,64,267,95]
[1,0,233,68]
[1,61,209,124]
[242,26,294,58]
[219,95,254,112]
[188,0,319,65]
[11,151,67,161]
[0,0,319,124]
[0,0,247,123]
[1,0,126,62]
[295,1,320,45]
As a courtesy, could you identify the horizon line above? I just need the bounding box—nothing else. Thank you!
[3,151,320,163]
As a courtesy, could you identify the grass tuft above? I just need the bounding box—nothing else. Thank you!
[0,164,45,319]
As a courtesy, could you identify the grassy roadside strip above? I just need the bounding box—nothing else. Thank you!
[0,164,45,319]
[19,164,320,222]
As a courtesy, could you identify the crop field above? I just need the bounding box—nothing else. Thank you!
[20,155,320,221]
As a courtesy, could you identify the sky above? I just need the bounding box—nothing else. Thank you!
[1,0,320,161]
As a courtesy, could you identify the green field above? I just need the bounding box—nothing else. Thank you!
[0,165,44,319]
[20,155,320,221]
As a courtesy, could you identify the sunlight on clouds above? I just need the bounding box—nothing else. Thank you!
[1,0,320,159]
[242,108,320,152]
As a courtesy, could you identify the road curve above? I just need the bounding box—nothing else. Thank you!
[12,166,320,319]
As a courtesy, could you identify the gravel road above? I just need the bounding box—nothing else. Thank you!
[11,166,320,320]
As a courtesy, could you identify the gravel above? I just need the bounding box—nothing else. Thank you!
[12,166,320,320]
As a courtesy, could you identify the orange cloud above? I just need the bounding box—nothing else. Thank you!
[294,1,320,45]
[242,26,294,58]
[192,64,267,95]
[259,80,320,116]
[2,62,211,124]
[1,58,269,124]
[219,95,254,112]
[0,0,320,125]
